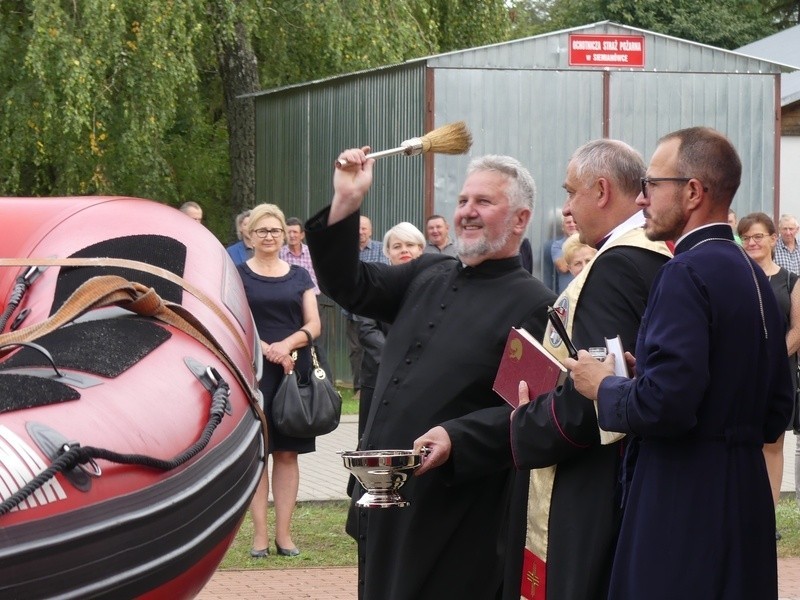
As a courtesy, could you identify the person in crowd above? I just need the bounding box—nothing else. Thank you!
[519,237,534,273]
[774,213,800,510]
[551,214,579,293]
[561,232,598,277]
[737,212,800,539]
[353,222,426,441]
[728,208,742,244]
[423,214,457,256]
[343,215,387,399]
[566,127,793,599]
[237,203,321,559]
[306,149,555,600]
[280,217,320,294]
[226,209,252,265]
[179,201,203,223]
[504,139,671,600]
[280,216,333,380]
[776,214,800,275]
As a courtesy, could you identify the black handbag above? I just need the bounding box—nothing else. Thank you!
[272,345,342,438]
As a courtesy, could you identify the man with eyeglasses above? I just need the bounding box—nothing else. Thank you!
[506,139,671,600]
[775,214,800,275]
[565,126,793,599]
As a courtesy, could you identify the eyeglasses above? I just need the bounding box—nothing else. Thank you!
[640,177,709,199]
[741,233,771,244]
[253,228,284,239]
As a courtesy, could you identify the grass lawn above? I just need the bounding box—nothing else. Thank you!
[218,497,800,569]
[339,387,358,416]
[778,496,800,558]
[219,501,355,569]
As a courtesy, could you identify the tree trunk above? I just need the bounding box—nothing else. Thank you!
[211,0,259,224]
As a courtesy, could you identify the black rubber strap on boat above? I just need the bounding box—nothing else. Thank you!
[0,372,230,517]
[0,267,39,332]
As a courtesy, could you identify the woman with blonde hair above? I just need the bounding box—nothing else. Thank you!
[237,203,321,557]
[382,221,426,263]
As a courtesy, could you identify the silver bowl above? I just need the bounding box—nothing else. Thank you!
[339,449,423,508]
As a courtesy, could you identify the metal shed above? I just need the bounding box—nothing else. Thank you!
[250,20,789,384]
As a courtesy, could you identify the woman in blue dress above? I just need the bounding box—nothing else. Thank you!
[237,203,321,558]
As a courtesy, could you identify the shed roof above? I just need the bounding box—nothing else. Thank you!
[247,20,789,99]
[736,24,800,106]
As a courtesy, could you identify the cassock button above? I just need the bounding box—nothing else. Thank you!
[416,342,422,348]
[405,358,411,364]
[392,377,399,383]
[452,285,458,291]
[428,322,434,328]
[382,400,388,405]
[440,303,446,309]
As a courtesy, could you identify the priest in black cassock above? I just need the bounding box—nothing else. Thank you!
[305,148,555,600]
[504,139,671,600]
[567,127,794,599]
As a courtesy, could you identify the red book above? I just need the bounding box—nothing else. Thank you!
[521,547,547,600]
[493,327,567,408]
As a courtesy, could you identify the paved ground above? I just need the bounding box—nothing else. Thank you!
[197,415,800,599]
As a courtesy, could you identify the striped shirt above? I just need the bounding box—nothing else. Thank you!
[279,243,319,294]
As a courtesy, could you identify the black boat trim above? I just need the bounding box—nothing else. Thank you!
[0,414,263,599]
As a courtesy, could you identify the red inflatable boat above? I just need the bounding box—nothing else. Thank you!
[0,197,265,599]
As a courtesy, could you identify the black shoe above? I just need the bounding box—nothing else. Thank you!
[776,530,782,541]
[249,547,270,558]
[275,542,300,557]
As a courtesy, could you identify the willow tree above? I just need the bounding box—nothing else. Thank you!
[0,0,514,239]
[0,0,204,200]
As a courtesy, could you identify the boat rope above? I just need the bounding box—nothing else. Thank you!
[0,273,269,458]
[0,371,230,517]
[0,266,39,332]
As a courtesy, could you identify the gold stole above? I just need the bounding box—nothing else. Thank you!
[521,227,671,598]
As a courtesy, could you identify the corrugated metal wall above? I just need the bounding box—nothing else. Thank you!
[432,67,604,279]
[253,63,428,385]
[255,63,427,233]
[252,21,783,384]
[427,22,780,282]
[610,71,777,215]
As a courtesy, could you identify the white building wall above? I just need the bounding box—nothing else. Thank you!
[780,136,800,218]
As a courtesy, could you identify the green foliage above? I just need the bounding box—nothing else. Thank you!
[1,0,793,243]
[253,1,439,88]
[431,0,512,52]
[508,0,780,48]
[0,0,205,199]
[764,0,800,28]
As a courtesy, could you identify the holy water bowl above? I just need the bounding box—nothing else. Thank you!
[339,449,423,508]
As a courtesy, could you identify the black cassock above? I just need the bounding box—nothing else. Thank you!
[505,244,668,600]
[306,209,555,600]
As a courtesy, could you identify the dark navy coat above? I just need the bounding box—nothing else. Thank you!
[597,224,793,599]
